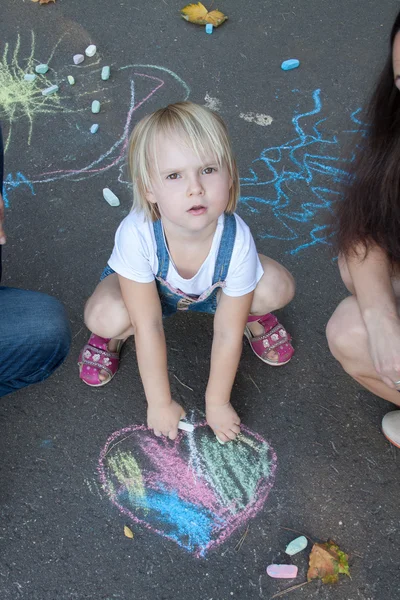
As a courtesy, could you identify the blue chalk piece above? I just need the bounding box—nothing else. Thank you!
[90,124,99,134]
[281,59,300,71]
[205,24,213,34]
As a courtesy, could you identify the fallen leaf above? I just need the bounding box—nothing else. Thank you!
[307,540,350,584]
[31,0,56,3]
[180,2,227,27]
[124,525,134,539]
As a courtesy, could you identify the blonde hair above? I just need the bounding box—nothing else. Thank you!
[128,101,239,221]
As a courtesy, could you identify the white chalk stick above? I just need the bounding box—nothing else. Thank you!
[178,421,194,433]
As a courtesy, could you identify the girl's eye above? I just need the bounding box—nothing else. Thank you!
[167,173,180,180]
[203,167,216,174]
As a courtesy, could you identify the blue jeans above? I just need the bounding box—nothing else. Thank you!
[0,287,71,397]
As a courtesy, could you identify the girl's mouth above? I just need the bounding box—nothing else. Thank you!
[188,205,207,215]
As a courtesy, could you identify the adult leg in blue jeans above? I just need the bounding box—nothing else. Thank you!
[0,125,71,397]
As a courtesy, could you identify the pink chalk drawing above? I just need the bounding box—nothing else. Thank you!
[98,422,277,557]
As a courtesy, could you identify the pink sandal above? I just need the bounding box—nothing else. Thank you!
[244,313,294,366]
[78,334,123,387]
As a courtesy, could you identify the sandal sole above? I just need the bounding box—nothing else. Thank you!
[244,329,293,366]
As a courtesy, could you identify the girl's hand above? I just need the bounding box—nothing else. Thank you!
[366,313,400,389]
[147,399,186,440]
[206,402,241,442]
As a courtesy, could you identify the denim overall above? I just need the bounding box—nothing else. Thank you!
[153,213,237,317]
[101,214,237,317]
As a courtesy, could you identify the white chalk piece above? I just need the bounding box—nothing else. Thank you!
[42,85,59,96]
[178,421,194,433]
[285,535,308,556]
[67,75,75,85]
[90,124,99,134]
[35,64,49,74]
[85,44,97,57]
[216,436,225,445]
[101,66,111,81]
[24,74,36,82]
[266,564,298,579]
[73,54,85,65]
[281,59,300,71]
[92,100,101,114]
[103,188,120,207]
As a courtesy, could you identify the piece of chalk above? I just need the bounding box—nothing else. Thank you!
[24,74,36,82]
[42,85,59,96]
[103,188,120,207]
[67,75,75,85]
[216,436,225,445]
[90,124,99,134]
[281,59,300,71]
[35,64,49,74]
[266,565,298,579]
[178,421,194,433]
[73,54,85,65]
[285,536,308,556]
[101,66,111,81]
[85,44,97,57]
[92,100,101,114]
[205,24,213,34]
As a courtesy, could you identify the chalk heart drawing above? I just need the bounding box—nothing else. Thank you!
[98,423,277,557]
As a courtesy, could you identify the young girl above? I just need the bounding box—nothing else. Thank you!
[78,102,295,442]
[326,9,400,448]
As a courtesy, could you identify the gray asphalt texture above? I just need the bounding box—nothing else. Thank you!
[1,1,400,599]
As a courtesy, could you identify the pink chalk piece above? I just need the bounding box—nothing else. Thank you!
[73,54,84,65]
[266,564,298,579]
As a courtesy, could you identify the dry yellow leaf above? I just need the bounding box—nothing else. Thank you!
[31,0,56,4]
[124,525,134,539]
[181,3,227,27]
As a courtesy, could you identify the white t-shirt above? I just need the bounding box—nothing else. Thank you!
[108,211,264,297]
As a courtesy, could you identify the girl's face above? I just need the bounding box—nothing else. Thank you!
[145,132,232,236]
[393,30,400,90]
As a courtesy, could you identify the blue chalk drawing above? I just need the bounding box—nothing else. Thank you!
[239,89,365,255]
[3,172,35,207]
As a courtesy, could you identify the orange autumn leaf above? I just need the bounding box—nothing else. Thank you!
[31,0,56,4]
[180,2,227,27]
[307,540,350,585]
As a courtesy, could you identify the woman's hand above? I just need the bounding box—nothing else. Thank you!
[366,312,400,390]
[206,402,241,442]
[147,399,186,440]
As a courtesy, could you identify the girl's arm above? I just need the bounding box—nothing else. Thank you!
[345,243,400,388]
[118,275,185,438]
[206,290,253,441]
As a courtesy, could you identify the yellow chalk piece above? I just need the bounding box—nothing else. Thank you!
[124,525,134,539]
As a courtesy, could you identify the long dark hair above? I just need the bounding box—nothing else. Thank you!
[334,10,400,264]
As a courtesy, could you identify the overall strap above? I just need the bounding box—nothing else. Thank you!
[212,214,237,284]
[153,219,169,279]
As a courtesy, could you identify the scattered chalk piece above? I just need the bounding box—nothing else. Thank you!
[85,44,97,57]
[101,66,111,81]
[178,420,194,433]
[285,535,308,556]
[24,74,36,82]
[42,85,59,96]
[103,187,120,207]
[67,75,75,85]
[266,564,298,579]
[205,24,213,34]
[90,124,99,134]
[281,59,300,71]
[73,54,84,65]
[92,100,101,114]
[35,64,49,74]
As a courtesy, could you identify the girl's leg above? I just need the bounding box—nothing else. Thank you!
[247,255,295,362]
[82,274,134,383]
